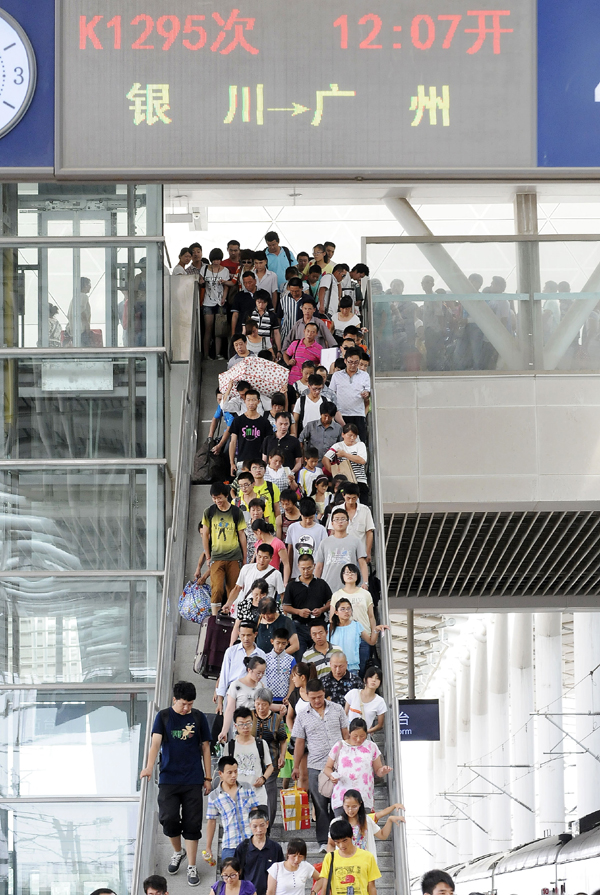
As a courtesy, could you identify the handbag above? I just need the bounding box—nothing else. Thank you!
[333,456,358,484]
[317,750,339,798]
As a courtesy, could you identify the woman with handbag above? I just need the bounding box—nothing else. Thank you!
[321,719,391,815]
[321,425,368,504]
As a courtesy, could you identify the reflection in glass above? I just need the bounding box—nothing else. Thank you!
[1,356,164,460]
[367,240,600,372]
[0,800,138,895]
[0,577,160,684]
[0,467,164,571]
[0,690,148,796]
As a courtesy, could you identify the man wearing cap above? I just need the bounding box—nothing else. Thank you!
[282,297,338,352]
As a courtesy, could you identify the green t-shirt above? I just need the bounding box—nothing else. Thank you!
[202,505,246,562]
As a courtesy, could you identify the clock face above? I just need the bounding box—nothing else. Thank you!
[0,9,36,139]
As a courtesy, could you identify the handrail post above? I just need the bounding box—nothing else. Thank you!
[366,287,411,895]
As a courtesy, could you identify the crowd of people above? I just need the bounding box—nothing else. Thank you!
[138,233,451,895]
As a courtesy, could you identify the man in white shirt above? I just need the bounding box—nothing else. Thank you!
[224,549,285,612]
[329,348,370,443]
[215,623,267,712]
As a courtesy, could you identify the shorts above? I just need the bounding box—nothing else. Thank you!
[158,783,204,841]
[203,305,218,316]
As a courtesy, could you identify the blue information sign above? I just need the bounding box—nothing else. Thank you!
[538,0,600,167]
[398,699,440,741]
[0,0,54,169]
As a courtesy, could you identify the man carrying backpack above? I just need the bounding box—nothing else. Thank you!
[140,681,212,887]
[202,483,247,615]
[265,231,296,292]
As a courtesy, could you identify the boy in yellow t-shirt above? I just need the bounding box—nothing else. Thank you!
[318,819,381,895]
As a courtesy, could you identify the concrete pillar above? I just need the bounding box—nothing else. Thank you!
[510,613,536,846]
[471,624,490,858]
[489,614,512,852]
[574,612,600,818]
[456,651,473,861]
[444,674,459,866]
[534,613,565,836]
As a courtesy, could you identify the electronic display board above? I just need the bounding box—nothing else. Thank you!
[57,0,536,177]
[398,699,440,742]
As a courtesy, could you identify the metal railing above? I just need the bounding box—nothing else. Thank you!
[365,287,411,895]
[131,289,202,893]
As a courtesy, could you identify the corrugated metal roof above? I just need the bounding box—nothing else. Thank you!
[385,511,600,609]
[557,826,600,863]
[495,835,569,874]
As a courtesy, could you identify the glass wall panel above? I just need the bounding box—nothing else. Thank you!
[366,242,526,373]
[0,690,148,796]
[0,800,138,895]
[15,183,161,237]
[1,356,164,460]
[3,244,163,349]
[0,577,160,684]
[367,238,600,373]
[0,467,164,571]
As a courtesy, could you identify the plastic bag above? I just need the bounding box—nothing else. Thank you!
[178,581,211,624]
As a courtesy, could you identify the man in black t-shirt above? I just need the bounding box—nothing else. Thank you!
[283,553,332,661]
[261,412,302,472]
[141,681,211,887]
[229,389,273,476]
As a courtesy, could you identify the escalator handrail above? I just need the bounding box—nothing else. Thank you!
[365,286,411,895]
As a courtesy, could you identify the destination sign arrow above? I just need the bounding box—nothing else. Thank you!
[267,103,310,116]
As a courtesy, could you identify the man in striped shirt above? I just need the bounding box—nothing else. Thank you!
[302,620,343,677]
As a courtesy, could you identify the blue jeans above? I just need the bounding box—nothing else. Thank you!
[221,847,236,861]
[359,639,371,677]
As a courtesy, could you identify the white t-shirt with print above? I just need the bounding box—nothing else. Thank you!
[231,738,271,805]
[204,267,229,307]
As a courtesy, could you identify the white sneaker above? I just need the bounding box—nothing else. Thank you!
[319,844,328,853]
[168,849,186,874]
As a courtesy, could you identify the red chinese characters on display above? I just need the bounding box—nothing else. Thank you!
[79,10,259,54]
[333,9,513,53]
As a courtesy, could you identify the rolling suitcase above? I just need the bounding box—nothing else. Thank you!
[194,613,234,678]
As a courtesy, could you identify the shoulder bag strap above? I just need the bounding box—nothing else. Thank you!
[325,852,335,895]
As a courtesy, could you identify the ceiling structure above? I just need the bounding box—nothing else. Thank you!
[164,182,600,210]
